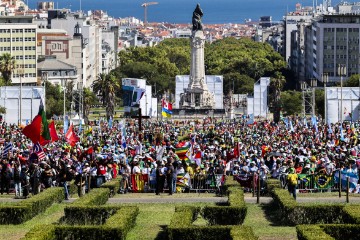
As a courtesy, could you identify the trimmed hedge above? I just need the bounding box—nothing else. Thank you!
[297,224,360,240]
[22,225,56,240]
[270,187,345,225]
[100,177,120,197]
[169,226,232,240]
[342,205,360,224]
[23,206,139,240]
[64,188,111,224]
[168,206,256,240]
[202,186,247,225]
[63,205,121,225]
[296,225,334,240]
[324,224,360,240]
[0,187,64,224]
[71,188,110,206]
[230,226,258,240]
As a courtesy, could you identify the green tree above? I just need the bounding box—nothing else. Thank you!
[92,73,120,120]
[344,74,360,87]
[270,71,286,123]
[0,53,16,85]
[83,87,99,124]
[0,106,6,114]
[117,37,287,96]
[281,90,302,116]
[44,81,71,118]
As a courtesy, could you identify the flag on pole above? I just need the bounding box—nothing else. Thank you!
[64,116,69,134]
[340,125,344,141]
[246,114,254,125]
[290,119,294,132]
[328,122,333,134]
[65,124,80,147]
[22,101,51,145]
[108,117,113,129]
[304,117,308,129]
[162,99,172,118]
[2,142,13,159]
[33,142,46,160]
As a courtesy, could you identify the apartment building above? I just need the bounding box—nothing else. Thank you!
[307,14,360,83]
[0,16,37,84]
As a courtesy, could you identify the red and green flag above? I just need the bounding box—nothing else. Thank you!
[22,102,51,145]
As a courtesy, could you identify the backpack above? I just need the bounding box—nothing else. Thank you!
[287,174,298,186]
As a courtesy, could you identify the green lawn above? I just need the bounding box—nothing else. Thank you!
[243,203,297,240]
[0,203,65,240]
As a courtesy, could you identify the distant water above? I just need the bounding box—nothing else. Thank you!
[28,0,353,23]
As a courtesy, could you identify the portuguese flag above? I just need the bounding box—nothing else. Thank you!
[22,102,51,145]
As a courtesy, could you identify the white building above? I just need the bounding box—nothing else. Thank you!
[51,13,102,87]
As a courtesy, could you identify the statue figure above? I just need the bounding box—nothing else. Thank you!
[192,3,203,31]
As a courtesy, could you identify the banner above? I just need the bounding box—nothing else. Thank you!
[334,170,359,189]
[314,174,334,189]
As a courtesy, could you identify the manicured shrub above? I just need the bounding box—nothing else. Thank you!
[230,226,258,240]
[169,226,232,240]
[324,224,360,240]
[64,188,111,224]
[342,205,360,224]
[270,187,345,225]
[0,187,64,224]
[202,206,246,225]
[22,225,56,240]
[202,187,246,225]
[64,205,121,225]
[168,205,255,240]
[24,206,139,240]
[100,178,120,197]
[296,225,333,240]
[71,188,110,206]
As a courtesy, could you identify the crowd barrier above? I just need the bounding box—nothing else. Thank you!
[124,173,226,193]
[279,170,359,192]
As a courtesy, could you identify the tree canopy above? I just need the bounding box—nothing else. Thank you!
[116,37,287,95]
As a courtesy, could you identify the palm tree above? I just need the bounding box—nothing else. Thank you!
[0,53,16,85]
[270,71,286,123]
[92,73,119,121]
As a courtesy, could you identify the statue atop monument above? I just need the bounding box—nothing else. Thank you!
[192,3,203,31]
[178,4,215,110]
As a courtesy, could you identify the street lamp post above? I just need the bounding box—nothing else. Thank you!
[17,66,24,125]
[42,72,47,111]
[323,73,328,124]
[337,64,346,123]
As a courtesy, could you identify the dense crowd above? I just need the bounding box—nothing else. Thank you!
[0,115,359,199]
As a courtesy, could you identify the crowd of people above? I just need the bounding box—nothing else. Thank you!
[0,115,359,199]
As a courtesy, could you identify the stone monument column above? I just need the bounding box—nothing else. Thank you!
[189,31,208,91]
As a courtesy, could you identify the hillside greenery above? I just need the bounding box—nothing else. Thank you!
[116,37,288,96]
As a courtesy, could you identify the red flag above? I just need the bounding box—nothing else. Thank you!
[49,121,59,142]
[65,124,79,147]
[22,115,42,143]
[79,146,93,162]
[233,142,239,158]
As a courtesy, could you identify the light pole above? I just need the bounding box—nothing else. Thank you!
[310,78,317,117]
[322,73,328,124]
[42,72,47,112]
[63,78,67,128]
[337,64,346,123]
[17,66,24,125]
